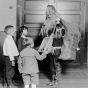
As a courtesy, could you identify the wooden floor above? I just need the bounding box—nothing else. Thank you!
[0,65,88,88]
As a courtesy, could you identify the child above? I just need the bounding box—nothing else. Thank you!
[13,26,28,81]
[17,26,28,52]
[3,25,19,88]
[18,37,46,88]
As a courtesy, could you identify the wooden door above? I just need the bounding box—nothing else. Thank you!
[18,0,86,64]
[55,0,86,64]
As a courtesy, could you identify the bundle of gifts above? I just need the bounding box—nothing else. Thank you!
[38,33,54,54]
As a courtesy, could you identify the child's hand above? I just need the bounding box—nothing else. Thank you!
[42,52,47,59]
[11,60,15,66]
[35,46,39,50]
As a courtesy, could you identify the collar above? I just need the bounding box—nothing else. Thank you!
[21,35,26,39]
[7,35,12,38]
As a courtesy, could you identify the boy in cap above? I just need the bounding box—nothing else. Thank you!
[18,37,46,88]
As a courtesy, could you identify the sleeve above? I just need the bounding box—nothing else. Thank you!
[38,38,46,52]
[35,50,46,60]
[20,50,24,57]
[17,56,23,73]
[6,39,14,61]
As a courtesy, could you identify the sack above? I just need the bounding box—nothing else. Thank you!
[59,21,81,60]
[59,36,77,60]
[59,39,72,60]
[59,45,76,60]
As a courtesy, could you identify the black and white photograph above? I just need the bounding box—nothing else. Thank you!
[0,0,88,88]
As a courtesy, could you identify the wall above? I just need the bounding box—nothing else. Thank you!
[0,0,17,66]
[86,0,88,64]
[86,1,88,29]
[0,32,7,66]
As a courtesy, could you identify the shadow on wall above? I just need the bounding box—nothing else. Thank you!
[0,32,7,66]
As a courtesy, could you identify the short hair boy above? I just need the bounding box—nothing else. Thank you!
[3,25,19,88]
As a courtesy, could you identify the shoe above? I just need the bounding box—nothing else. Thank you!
[12,80,19,85]
[46,81,55,86]
[49,81,55,86]
[53,82,60,88]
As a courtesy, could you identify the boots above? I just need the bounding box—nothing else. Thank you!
[50,75,56,86]
[49,80,55,86]
[47,75,55,86]
[51,75,60,88]
[52,80,60,88]
[47,75,60,88]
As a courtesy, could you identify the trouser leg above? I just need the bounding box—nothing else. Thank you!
[31,73,39,88]
[4,56,14,86]
[53,49,61,88]
[54,61,61,83]
[13,56,21,80]
[51,57,61,88]
[49,54,56,80]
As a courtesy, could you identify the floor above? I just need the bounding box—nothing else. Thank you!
[38,65,88,88]
[0,64,88,88]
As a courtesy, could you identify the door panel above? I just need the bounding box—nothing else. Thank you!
[23,0,48,29]
[25,14,45,24]
[56,1,81,11]
[25,1,48,11]
[60,14,80,24]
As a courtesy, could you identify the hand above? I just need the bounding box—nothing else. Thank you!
[42,52,47,58]
[11,60,15,66]
[35,46,39,50]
